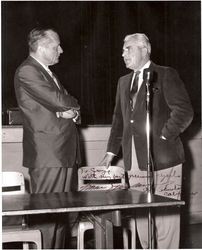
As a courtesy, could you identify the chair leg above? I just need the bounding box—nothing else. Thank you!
[123,228,129,249]
[129,218,136,249]
[123,218,136,249]
[33,230,42,249]
[77,223,85,250]
[22,242,29,250]
[77,221,94,249]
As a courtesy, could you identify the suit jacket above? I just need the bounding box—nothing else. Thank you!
[14,56,81,169]
[107,61,194,171]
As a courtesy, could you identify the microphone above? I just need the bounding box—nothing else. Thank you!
[144,69,152,111]
[143,68,152,86]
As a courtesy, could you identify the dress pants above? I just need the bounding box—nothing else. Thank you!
[29,166,78,249]
[128,137,182,249]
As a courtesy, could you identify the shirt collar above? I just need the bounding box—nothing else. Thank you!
[136,60,151,75]
[30,55,50,72]
[135,60,151,82]
[131,60,151,90]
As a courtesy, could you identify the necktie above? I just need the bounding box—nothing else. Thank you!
[46,68,61,90]
[130,71,140,110]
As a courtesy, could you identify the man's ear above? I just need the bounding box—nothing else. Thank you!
[38,44,48,54]
[38,45,44,52]
[142,47,148,57]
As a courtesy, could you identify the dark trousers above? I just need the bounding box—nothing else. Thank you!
[29,166,78,249]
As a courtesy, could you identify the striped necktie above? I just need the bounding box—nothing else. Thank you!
[130,71,140,110]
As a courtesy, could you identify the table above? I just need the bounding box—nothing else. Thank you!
[2,189,185,248]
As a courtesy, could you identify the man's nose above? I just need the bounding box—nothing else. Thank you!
[59,46,63,54]
[122,51,127,57]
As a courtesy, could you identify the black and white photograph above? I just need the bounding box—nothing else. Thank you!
[1,1,201,249]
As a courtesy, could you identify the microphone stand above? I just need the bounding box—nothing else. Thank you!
[145,71,154,249]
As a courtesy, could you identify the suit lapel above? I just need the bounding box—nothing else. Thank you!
[133,82,145,113]
[123,72,133,105]
[27,56,64,92]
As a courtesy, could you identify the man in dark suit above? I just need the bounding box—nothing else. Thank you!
[14,27,81,249]
[100,33,193,248]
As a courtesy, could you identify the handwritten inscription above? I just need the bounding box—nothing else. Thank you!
[79,167,126,191]
[80,168,125,180]
[79,183,125,192]
[79,167,199,201]
[190,191,199,198]
[128,169,182,200]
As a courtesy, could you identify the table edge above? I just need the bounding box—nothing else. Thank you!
[2,200,185,216]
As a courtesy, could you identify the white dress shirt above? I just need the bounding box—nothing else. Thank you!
[131,60,151,92]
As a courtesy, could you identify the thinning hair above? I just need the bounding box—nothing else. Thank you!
[124,33,151,55]
[28,27,59,53]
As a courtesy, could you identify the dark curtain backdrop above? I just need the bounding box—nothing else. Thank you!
[2,1,201,125]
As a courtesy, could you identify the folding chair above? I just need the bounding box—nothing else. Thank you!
[2,171,42,249]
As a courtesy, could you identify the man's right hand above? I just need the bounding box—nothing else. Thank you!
[99,153,114,168]
[56,109,77,119]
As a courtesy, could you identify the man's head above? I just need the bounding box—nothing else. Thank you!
[122,33,151,71]
[28,27,63,66]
